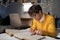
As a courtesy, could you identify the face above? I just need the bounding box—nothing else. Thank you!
[32,11,43,21]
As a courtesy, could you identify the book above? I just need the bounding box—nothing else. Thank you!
[14,29,45,40]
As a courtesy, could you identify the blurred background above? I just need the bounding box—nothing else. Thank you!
[0,0,60,33]
[0,0,60,40]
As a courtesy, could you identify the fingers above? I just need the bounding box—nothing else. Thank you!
[35,30,43,35]
[30,29,43,35]
[31,31,36,36]
[30,28,36,32]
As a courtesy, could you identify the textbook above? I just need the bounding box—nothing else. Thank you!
[14,29,45,40]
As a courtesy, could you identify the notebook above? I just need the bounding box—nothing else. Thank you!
[14,28,45,40]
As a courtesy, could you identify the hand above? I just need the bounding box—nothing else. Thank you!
[30,28,36,36]
[35,30,43,35]
[31,31,36,36]
[30,28,35,32]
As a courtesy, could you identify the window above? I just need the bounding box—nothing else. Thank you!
[23,3,32,12]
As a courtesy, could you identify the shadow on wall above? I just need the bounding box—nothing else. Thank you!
[1,15,10,25]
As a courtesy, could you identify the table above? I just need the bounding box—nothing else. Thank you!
[5,28,60,40]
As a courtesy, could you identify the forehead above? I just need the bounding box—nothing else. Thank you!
[31,13,39,17]
[33,13,40,15]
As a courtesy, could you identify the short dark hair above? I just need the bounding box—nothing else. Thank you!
[28,4,42,16]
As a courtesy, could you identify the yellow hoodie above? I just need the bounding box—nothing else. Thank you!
[31,14,57,38]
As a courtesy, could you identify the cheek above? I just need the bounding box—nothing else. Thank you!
[35,15,41,20]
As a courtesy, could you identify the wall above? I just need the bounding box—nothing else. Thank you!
[0,0,60,18]
[52,0,60,18]
[0,2,23,18]
[41,0,60,18]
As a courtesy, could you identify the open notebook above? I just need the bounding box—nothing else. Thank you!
[14,28,45,40]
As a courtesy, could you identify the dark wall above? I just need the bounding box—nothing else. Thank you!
[0,2,23,25]
[0,2,23,18]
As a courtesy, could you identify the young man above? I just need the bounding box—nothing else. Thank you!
[28,4,57,38]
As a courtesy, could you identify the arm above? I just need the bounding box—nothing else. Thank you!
[47,16,57,38]
[30,19,43,35]
[30,19,37,35]
[30,20,36,32]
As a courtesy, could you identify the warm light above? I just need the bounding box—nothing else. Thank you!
[23,3,32,12]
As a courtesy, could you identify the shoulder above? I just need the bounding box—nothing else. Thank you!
[45,14,55,20]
